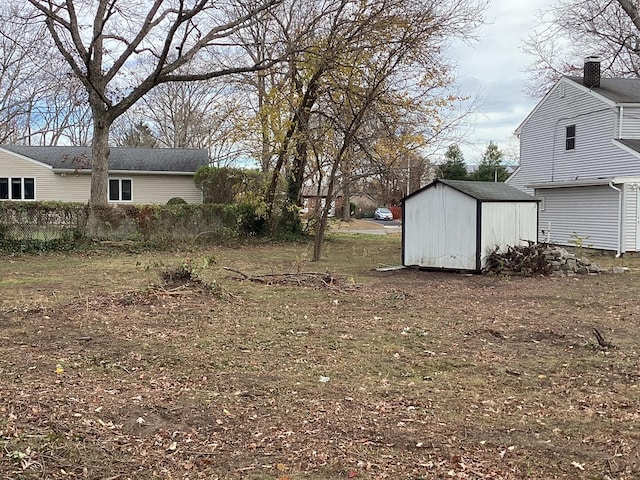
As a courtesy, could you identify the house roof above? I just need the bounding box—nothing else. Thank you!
[0,145,209,173]
[404,179,538,202]
[300,185,343,197]
[566,76,640,104]
[516,76,640,135]
[528,175,640,189]
[616,138,640,154]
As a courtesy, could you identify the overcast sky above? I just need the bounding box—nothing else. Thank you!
[448,0,557,164]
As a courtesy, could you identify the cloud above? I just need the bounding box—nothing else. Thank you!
[446,0,556,162]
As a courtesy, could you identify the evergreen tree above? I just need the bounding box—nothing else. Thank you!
[119,122,157,148]
[471,141,510,182]
[436,144,468,180]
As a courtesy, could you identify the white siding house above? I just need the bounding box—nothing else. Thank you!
[402,179,538,272]
[0,146,207,204]
[507,57,640,254]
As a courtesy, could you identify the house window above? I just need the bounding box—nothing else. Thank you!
[565,125,576,150]
[0,177,35,200]
[109,178,133,202]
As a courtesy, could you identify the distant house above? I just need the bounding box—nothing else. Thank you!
[403,179,538,271]
[0,146,208,204]
[300,185,343,216]
[507,57,640,254]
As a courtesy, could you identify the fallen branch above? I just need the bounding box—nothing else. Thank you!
[223,267,358,292]
[593,328,614,349]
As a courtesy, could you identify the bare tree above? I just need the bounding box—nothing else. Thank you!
[0,5,53,144]
[524,0,640,97]
[137,79,244,166]
[301,0,485,260]
[0,3,94,146]
[22,78,93,146]
[16,0,282,206]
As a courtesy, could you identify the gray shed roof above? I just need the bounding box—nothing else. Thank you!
[1,145,209,173]
[405,179,538,202]
[566,76,640,104]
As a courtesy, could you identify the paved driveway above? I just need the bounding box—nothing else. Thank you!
[340,219,402,235]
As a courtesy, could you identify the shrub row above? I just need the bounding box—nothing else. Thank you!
[0,201,267,252]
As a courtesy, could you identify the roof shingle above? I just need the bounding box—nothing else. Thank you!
[566,76,640,104]
[1,145,209,173]
[437,179,538,201]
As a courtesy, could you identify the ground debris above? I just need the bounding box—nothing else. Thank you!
[2,239,640,480]
[223,267,358,291]
[484,243,553,276]
[483,243,601,276]
[593,327,615,349]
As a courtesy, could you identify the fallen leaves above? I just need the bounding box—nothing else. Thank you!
[571,461,585,470]
[2,243,640,479]
[224,267,359,292]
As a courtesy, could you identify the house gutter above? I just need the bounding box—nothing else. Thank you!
[608,181,623,257]
[52,169,196,176]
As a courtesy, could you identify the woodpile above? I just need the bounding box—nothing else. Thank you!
[483,243,602,276]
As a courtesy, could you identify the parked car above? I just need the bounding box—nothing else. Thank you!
[373,207,394,220]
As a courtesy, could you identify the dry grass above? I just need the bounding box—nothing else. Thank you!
[1,235,639,479]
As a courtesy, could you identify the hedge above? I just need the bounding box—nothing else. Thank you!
[0,201,267,252]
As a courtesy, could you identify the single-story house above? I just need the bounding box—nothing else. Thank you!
[300,185,344,216]
[0,145,208,204]
[402,179,539,271]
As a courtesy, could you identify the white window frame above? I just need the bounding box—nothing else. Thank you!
[0,177,36,201]
[108,178,133,203]
[565,125,576,150]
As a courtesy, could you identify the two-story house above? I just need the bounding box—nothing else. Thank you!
[507,57,640,255]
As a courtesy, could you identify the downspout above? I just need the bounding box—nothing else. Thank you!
[609,181,623,257]
[619,106,624,139]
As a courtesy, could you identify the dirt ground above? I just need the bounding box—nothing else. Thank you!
[1,235,639,479]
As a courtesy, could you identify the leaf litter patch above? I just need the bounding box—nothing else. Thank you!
[223,266,360,292]
[1,254,640,479]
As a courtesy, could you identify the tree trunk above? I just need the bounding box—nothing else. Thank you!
[89,119,111,206]
[341,180,351,222]
[287,136,308,207]
[313,154,342,261]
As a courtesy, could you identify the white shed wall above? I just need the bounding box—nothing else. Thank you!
[480,202,538,265]
[404,184,478,270]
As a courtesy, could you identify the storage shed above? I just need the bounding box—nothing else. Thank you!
[402,179,539,271]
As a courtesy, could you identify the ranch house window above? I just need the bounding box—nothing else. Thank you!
[565,125,576,150]
[109,178,132,202]
[0,177,35,200]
